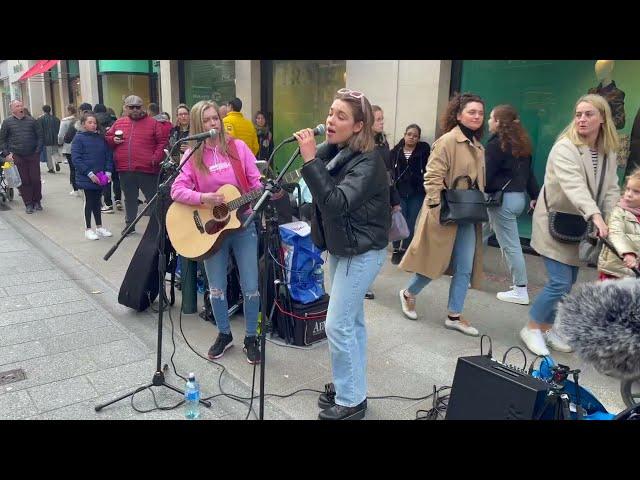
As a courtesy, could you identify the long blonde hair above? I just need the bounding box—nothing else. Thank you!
[557,94,619,154]
[189,100,233,173]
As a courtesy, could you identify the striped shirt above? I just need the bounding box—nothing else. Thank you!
[589,148,598,175]
[403,149,412,160]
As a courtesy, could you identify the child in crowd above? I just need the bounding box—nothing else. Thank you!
[597,168,640,279]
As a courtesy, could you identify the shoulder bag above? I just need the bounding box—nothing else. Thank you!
[544,154,607,244]
[440,175,488,225]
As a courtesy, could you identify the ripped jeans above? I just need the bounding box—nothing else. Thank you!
[202,224,260,336]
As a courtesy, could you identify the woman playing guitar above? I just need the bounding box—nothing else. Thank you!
[171,100,263,365]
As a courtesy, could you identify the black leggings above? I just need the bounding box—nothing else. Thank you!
[65,154,78,191]
[83,189,102,228]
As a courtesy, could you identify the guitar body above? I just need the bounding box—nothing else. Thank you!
[166,184,244,261]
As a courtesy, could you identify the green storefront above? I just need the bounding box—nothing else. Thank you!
[458,60,640,238]
[97,60,158,113]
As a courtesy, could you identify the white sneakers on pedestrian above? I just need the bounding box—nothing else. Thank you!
[520,326,573,355]
[70,190,79,196]
[95,227,113,237]
[445,317,479,337]
[520,327,549,356]
[399,289,417,320]
[543,329,573,352]
[497,286,530,305]
[84,229,99,241]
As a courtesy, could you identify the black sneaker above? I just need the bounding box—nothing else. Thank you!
[208,332,233,360]
[318,382,367,410]
[34,201,43,211]
[101,205,114,214]
[121,226,136,237]
[365,290,375,300]
[55,163,61,172]
[391,249,403,265]
[25,204,34,214]
[243,336,261,365]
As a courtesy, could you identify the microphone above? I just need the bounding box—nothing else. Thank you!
[179,129,218,142]
[282,124,325,144]
[555,278,640,379]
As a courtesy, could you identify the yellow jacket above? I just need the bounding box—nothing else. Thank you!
[597,205,640,278]
[223,111,259,156]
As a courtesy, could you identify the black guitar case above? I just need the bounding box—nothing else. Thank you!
[118,195,177,312]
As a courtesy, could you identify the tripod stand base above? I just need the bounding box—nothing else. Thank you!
[94,370,212,412]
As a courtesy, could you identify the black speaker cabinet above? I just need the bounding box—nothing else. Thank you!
[445,355,554,420]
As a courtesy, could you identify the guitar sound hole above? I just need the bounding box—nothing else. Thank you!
[212,204,230,222]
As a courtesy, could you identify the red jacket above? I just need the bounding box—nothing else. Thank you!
[105,114,169,174]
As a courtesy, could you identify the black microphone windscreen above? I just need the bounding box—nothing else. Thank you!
[556,278,640,379]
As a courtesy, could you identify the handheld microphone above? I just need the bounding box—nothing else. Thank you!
[556,277,640,379]
[282,124,325,144]
[179,129,218,142]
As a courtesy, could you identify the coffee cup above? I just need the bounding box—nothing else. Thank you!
[115,130,124,141]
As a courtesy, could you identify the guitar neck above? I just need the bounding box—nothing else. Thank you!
[226,168,303,211]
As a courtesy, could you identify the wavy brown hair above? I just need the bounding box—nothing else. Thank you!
[440,92,485,140]
[492,104,532,158]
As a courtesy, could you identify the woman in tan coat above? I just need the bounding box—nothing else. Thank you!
[522,94,620,356]
[398,93,486,337]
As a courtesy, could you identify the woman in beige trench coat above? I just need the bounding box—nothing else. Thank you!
[398,93,486,337]
[521,94,620,356]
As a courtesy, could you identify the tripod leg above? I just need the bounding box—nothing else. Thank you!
[95,385,151,412]
[162,381,212,407]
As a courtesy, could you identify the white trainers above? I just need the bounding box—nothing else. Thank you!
[520,327,550,356]
[497,286,529,305]
[544,329,573,353]
[70,190,79,196]
[95,227,113,237]
[444,318,479,337]
[84,229,99,241]
[399,289,417,320]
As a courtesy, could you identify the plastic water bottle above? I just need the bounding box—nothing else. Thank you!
[184,372,200,420]
[313,265,324,292]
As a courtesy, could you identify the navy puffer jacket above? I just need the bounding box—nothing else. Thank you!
[71,129,114,190]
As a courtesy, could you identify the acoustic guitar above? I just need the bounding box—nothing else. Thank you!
[166,169,301,261]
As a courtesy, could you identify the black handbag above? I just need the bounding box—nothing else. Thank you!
[485,178,512,207]
[440,175,489,225]
[543,154,607,244]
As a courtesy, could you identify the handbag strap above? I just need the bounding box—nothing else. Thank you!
[500,178,513,191]
[543,153,608,213]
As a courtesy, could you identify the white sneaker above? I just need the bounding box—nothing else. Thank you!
[399,289,417,320]
[70,190,79,196]
[520,327,550,356]
[95,227,113,237]
[84,229,99,241]
[543,329,573,353]
[444,318,479,337]
[497,286,530,305]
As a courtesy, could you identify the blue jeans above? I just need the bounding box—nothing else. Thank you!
[393,193,424,250]
[326,248,386,407]
[529,256,579,326]
[487,192,527,286]
[405,223,476,314]
[202,225,260,336]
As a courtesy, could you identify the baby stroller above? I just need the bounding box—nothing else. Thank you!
[0,162,17,203]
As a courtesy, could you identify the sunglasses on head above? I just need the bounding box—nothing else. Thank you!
[337,88,366,111]
[127,105,142,110]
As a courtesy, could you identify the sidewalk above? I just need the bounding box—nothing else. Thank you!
[0,164,627,419]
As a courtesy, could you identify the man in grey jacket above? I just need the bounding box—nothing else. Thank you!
[0,100,44,213]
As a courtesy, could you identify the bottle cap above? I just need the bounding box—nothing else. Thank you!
[188,372,196,380]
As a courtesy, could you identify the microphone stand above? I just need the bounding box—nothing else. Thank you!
[243,146,302,420]
[96,139,212,413]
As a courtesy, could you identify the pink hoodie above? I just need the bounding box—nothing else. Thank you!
[171,138,262,205]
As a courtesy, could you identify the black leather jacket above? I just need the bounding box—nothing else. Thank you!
[302,142,391,257]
